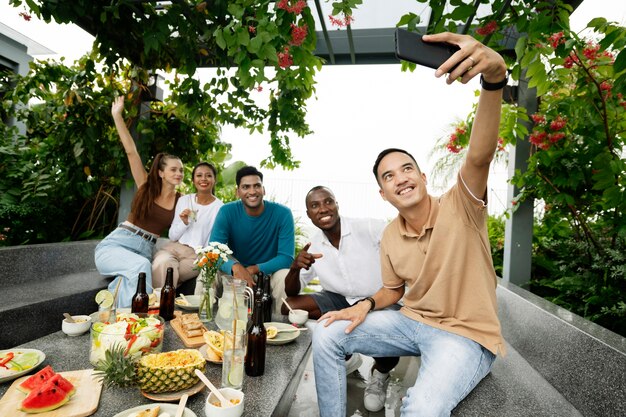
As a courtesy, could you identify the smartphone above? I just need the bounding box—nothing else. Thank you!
[394,28,460,73]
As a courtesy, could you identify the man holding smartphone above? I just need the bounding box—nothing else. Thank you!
[312,31,508,416]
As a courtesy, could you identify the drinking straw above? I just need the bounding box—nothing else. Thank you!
[231,280,238,370]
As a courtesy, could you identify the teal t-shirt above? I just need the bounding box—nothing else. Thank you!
[209,200,295,275]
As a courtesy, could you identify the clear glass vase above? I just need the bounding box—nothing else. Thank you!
[198,288,214,322]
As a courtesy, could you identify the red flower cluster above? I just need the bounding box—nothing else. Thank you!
[290,24,308,46]
[248,25,256,34]
[600,81,612,98]
[548,32,565,48]
[19,12,32,21]
[277,0,307,14]
[618,93,626,109]
[446,126,467,154]
[531,113,546,125]
[583,42,600,60]
[497,137,506,152]
[476,21,498,36]
[529,131,547,147]
[255,85,263,92]
[529,114,567,150]
[563,55,576,69]
[277,47,293,68]
[549,115,566,131]
[329,14,355,27]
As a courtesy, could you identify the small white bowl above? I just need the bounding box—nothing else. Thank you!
[288,309,309,326]
[205,387,244,417]
[62,315,92,336]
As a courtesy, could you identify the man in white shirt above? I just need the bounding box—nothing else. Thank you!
[283,186,399,412]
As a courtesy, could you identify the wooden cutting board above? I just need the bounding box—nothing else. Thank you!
[0,369,103,417]
[170,317,208,348]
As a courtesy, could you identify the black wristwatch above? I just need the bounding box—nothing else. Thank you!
[356,297,376,312]
[480,74,508,91]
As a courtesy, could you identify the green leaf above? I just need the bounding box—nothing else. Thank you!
[214,29,226,50]
[237,28,250,46]
[614,49,626,74]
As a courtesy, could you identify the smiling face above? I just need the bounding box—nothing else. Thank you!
[193,164,216,195]
[237,174,265,212]
[306,187,340,231]
[159,158,184,187]
[376,151,428,212]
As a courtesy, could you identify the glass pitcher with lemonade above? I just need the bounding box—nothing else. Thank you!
[215,276,253,331]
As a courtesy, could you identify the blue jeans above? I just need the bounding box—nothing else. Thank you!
[313,310,496,417]
[94,226,155,308]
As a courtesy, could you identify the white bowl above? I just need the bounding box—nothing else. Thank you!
[288,309,309,326]
[62,315,92,336]
[205,387,244,417]
[176,295,202,310]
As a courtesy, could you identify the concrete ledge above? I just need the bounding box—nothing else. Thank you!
[496,281,626,417]
[0,240,109,349]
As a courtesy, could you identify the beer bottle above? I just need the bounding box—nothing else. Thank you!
[254,272,264,303]
[245,294,266,376]
[261,272,272,322]
[159,267,176,321]
[131,272,149,313]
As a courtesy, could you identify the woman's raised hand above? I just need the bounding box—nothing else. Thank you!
[111,96,125,119]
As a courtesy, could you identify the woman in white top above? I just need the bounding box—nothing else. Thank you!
[152,162,224,288]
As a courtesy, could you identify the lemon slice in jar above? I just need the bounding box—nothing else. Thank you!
[95,290,114,308]
[266,326,278,339]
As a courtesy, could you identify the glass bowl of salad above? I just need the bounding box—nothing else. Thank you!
[89,312,164,366]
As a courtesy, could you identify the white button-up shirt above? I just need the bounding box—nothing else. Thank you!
[300,217,387,304]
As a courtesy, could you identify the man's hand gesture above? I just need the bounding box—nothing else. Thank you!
[292,243,323,271]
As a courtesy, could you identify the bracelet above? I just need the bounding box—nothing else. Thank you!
[358,297,376,312]
[480,74,508,91]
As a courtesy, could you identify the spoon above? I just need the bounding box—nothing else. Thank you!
[194,369,232,407]
[63,313,75,323]
[281,297,295,314]
[174,393,188,417]
[266,325,307,339]
[179,293,190,306]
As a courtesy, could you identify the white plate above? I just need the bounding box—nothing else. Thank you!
[198,344,222,364]
[265,322,301,345]
[175,295,201,311]
[113,403,197,417]
[0,349,46,384]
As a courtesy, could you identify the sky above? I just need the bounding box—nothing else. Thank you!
[1,0,625,224]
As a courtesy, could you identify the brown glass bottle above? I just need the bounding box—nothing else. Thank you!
[245,295,266,376]
[131,272,149,313]
[159,267,176,320]
[261,272,272,322]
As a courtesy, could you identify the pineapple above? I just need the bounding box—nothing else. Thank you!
[93,347,205,394]
[136,349,206,393]
[93,345,137,388]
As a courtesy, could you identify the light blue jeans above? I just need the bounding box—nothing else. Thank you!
[94,226,155,308]
[313,310,496,417]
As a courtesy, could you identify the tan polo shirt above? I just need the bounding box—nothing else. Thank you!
[380,176,505,355]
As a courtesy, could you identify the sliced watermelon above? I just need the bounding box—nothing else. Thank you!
[43,373,76,397]
[17,365,56,394]
[20,384,70,414]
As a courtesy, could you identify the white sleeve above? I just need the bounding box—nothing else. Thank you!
[168,195,191,241]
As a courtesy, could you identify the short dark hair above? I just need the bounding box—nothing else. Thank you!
[372,148,420,184]
[236,166,263,186]
[305,185,334,206]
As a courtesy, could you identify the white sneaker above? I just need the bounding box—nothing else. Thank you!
[364,368,389,412]
[344,353,363,375]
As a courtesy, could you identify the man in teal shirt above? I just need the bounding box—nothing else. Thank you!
[209,166,295,315]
